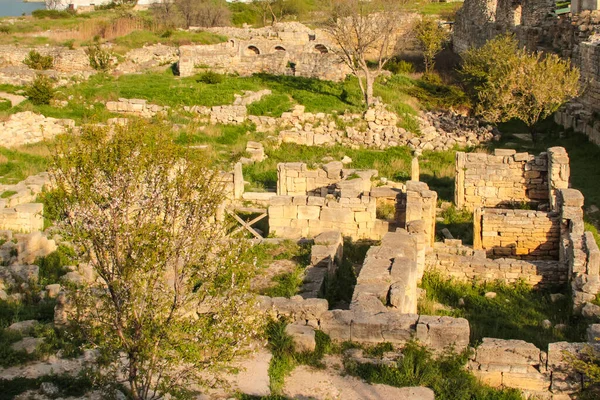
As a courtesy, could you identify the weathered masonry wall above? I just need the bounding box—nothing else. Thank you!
[267,195,388,240]
[276,162,375,197]
[455,147,570,211]
[475,209,560,260]
[219,162,244,201]
[454,149,550,211]
[426,241,567,287]
[468,338,600,394]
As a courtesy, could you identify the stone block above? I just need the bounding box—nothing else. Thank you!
[320,207,355,224]
[297,205,320,220]
[285,323,316,352]
[475,338,540,367]
[502,371,550,391]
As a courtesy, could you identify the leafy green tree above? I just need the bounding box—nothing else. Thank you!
[414,16,449,74]
[461,35,580,140]
[50,121,262,399]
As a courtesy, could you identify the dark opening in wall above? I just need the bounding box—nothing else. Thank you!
[247,45,260,55]
[314,44,328,54]
[274,46,286,52]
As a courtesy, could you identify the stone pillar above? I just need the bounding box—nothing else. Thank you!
[454,152,466,209]
[233,162,244,200]
[473,207,483,250]
[411,149,422,182]
[547,147,570,211]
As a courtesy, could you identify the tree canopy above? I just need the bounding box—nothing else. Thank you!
[461,35,580,137]
[50,121,261,399]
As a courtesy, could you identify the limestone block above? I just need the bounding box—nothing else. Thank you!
[320,207,354,224]
[297,205,320,220]
[285,323,316,352]
[416,315,470,351]
[319,310,352,341]
[475,338,541,367]
[502,371,550,392]
[11,337,44,354]
[7,319,38,333]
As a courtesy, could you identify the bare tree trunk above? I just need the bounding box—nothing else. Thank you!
[365,72,374,107]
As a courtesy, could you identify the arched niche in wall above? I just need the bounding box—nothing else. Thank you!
[229,39,236,47]
[274,46,286,52]
[314,44,328,54]
[247,45,261,55]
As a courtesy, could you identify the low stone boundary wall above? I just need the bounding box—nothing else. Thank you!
[218,162,244,201]
[469,338,600,395]
[426,241,567,287]
[475,209,560,260]
[105,98,169,117]
[267,195,388,240]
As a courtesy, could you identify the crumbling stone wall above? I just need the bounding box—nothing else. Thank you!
[178,23,351,81]
[426,240,567,287]
[0,112,75,148]
[218,162,244,201]
[0,45,91,73]
[267,194,388,240]
[105,98,169,118]
[454,149,551,211]
[475,208,560,260]
[0,173,50,233]
[276,162,375,197]
[468,338,600,395]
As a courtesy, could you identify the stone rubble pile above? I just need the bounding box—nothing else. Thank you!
[0,112,74,148]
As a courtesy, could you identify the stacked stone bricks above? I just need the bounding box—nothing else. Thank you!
[477,209,560,260]
[426,240,566,287]
[455,149,549,211]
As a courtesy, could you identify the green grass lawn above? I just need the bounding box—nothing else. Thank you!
[419,272,589,349]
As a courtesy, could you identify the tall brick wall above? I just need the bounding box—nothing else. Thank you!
[455,149,549,211]
[475,209,560,260]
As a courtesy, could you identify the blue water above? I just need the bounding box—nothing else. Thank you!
[0,0,46,17]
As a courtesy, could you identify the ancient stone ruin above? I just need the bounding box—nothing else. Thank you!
[454,0,600,145]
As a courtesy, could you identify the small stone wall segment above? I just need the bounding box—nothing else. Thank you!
[425,241,567,287]
[558,187,600,313]
[404,181,437,248]
[318,311,470,352]
[0,173,51,233]
[105,98,169,118]
[469,338,550,393]
[276,162,375,197]
[476,209,560,260]
[455,149,549,211]
[0,204,44,233]
[0,112,74,148]
[352,230,419,314]
[267,195,388,240]
[0,45,91,73]
[301,231,343,299]
[218,162,244,201]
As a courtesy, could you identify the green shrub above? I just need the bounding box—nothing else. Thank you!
[196,71,224,84]
[31,9,74,19]
[34,245,75,287]
[0,25,11,34]
[86,44,113,72]
[23,50,54,70]
[0,100,11,112]
[385,59,416,75]
[25,75,55,105]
